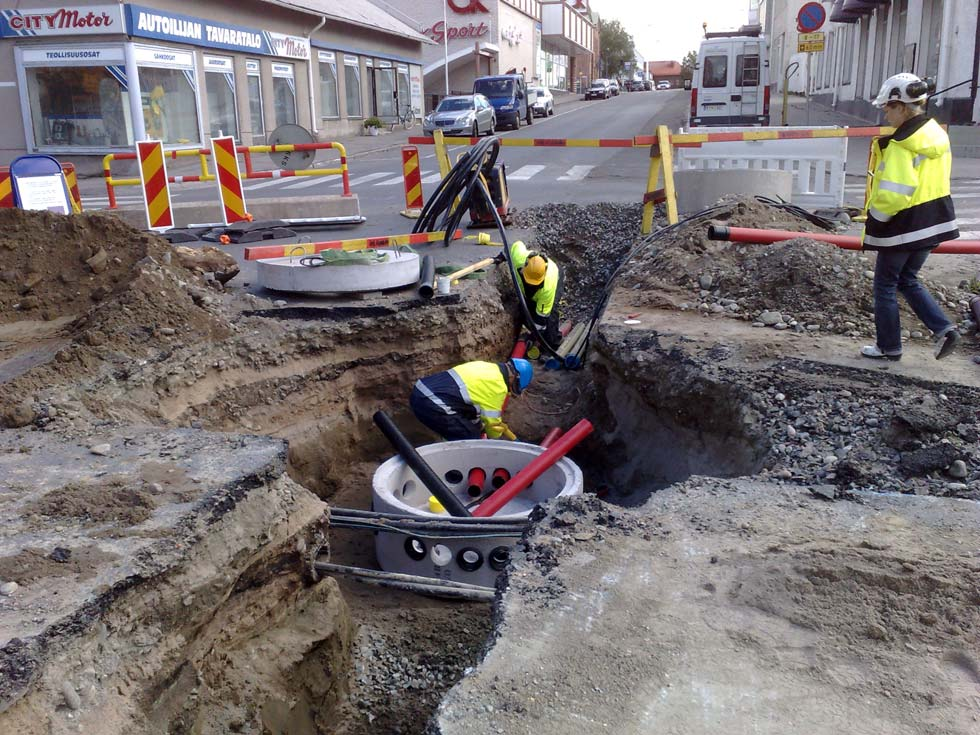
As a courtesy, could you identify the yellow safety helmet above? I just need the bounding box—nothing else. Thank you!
[522,254,547,286]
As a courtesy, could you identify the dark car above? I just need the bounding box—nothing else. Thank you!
[585,79,610,100]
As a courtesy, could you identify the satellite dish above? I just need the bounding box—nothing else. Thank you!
[267,124,316,171]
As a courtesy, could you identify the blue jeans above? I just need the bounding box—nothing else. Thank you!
[873,248,952,354]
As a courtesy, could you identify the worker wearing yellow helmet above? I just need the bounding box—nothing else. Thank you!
[495,240,563,348]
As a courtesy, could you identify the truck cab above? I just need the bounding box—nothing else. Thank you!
[473,74,532,130]
[690,26,770,127]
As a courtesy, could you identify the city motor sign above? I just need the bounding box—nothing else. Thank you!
[125,4,309,60]
[0,5,124,36]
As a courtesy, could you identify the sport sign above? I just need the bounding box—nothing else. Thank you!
[797,2,826,33]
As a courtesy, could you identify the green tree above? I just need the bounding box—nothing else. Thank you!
[599,19,635,78]
[681,50,697,81]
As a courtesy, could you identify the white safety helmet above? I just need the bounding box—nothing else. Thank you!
[871,73,930,108]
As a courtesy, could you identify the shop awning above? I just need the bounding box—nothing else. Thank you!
[841,0,890,15]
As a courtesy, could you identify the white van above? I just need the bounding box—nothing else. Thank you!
[689,27,770,127]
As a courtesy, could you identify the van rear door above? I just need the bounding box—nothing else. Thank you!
[733,38,763,124]
[694,41,734,125]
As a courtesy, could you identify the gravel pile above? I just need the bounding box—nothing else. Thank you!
[744,363,980,499]
[512,202,644,322]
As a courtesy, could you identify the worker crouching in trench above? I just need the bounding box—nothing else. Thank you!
[495,240,563,351]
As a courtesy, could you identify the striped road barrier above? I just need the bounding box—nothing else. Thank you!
[136,140,174,232]
[211,135,250,225]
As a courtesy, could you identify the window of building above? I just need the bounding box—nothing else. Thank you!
[134,47,201,145]
[246,59,264,141]
[271,62,296,129]
[344,55,362,118]
[203,56,239,141]
[703,55,728,88]
[396,64,411,116]
[374,61,396,119]
[841,26,854,85]
[736,54,760,86]
[23,61,133,148]
[318,51,340,118]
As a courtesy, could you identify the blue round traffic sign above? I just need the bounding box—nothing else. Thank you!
[797,2,826,33]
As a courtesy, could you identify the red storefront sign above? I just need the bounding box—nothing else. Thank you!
[423,20,490,44]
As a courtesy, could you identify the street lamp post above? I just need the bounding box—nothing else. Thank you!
[443,0,450,96]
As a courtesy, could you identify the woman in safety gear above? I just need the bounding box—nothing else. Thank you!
[410,358,533,441]
[499,240,563,348]
[860,73,960,362]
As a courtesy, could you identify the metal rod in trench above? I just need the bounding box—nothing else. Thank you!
[314,561,495,602]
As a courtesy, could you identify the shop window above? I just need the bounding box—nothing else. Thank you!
[25,66,132,148]
[137,66,201,145]
[374,66,396,119]
[396,67,411,116]
[246,62,264,140]
[703,55,728,88]
[319,53,340,118]
[204,61,239,141]
[273,77,296,128]
[344,56,362,118]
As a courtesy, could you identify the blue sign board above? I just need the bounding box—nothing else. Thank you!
[797,2,827,33]
[124,4,308,59]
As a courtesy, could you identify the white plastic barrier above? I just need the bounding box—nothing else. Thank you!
[674,126,847,209]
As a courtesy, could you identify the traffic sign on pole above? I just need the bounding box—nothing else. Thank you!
[797,2,826,33]
[798,32,826,53]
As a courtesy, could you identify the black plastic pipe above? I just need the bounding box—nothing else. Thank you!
[372,410,472,517]
[418,254,435,299]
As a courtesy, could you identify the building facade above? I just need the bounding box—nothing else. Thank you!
[767,0,978,124]
[0,0,428,164]
[397,0,593,108]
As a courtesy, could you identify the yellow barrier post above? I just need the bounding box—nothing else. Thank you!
[433,129,451,178]
[658,125,678,226]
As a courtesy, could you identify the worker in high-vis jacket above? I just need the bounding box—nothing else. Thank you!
[861,73,960,362]
[495,240,563,348]
[410,358,533,441]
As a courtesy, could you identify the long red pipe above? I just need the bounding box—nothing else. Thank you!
[540,427,564,448]
[473,419,593,517]
[708,225,980,254]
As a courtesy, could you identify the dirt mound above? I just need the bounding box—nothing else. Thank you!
[621,197,974,335]
[26,478,159,526]
[0,209,170,322]
[0,211,233,421]
[0,545,121,584]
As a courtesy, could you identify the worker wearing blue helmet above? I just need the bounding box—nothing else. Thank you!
[410,358,533,441]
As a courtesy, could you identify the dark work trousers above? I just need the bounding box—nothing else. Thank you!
[409,382,483,441]
[524,270,564,349]
[873,248,952,354]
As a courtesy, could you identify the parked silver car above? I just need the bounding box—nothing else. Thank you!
[529,86,554,117]
[423,94,496,136]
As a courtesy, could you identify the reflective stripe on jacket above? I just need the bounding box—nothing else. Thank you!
[510,240,560,318]
[862,116,958,251]
[420,361,510,438]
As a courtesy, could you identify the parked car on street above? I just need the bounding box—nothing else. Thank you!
[585,79,610,100]
[643,80,653,91]
[473,74,531,129]
[609,80,620,96]
[423,94,496,136]
[529,86,554,116]
[656,80,671,90]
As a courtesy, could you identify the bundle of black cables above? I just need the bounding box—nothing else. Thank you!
[412,135,564,359]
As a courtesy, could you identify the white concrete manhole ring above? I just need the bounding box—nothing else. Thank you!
[255,249,420,294]
[372,439,583,587]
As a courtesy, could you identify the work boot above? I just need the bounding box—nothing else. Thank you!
[934,328,960,360]
[860,345,901,361]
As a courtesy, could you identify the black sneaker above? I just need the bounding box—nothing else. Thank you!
[934,329,960,360]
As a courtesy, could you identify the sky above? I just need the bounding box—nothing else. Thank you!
[593,0,756,63]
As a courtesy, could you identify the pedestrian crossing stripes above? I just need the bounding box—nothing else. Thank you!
[557,165,593,181]
[508,165,546,180]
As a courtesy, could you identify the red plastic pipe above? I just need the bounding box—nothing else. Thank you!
[540,427,564,448]
[467,467,486,498]
[491,468,511,489]
[708,225,980,254]
[473,419,594,517]
[510,339,528,359]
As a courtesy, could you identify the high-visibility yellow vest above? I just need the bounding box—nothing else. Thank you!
[450,361,510,438]
[863,116,958,251]
[510,240,560,318]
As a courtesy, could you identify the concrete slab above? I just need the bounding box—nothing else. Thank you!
[674,169,793,213]
[435,486,980,735]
